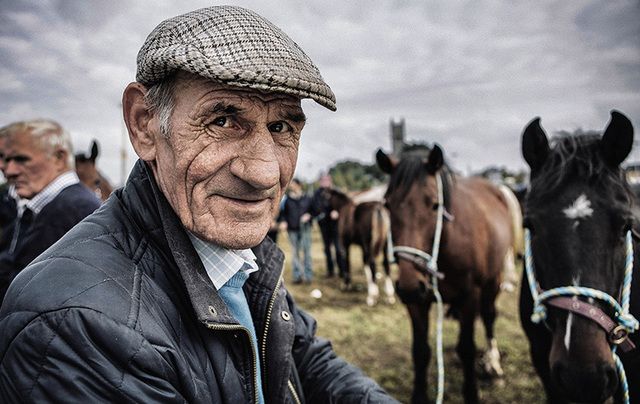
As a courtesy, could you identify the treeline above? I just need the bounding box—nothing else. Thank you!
[328,160,386,191]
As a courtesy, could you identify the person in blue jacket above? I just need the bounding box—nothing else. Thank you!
[280,178,314,283]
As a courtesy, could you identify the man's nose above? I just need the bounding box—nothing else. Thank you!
[4,160,19,178]
[229,129,280,189]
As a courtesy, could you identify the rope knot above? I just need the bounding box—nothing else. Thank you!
[617,313,640,332]
[531,305,547,323]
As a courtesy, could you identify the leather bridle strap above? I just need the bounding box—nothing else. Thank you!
[547,296,636,352]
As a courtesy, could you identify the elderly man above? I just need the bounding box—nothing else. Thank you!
[0,119,100,303]
[0,6,397,403]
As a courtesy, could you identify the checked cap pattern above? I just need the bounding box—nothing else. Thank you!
[136,5,336,110]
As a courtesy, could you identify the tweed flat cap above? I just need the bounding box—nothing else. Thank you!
[137,6,336,111]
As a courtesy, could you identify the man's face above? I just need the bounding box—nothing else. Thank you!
[4,131,64,199]
[149,78,305,249]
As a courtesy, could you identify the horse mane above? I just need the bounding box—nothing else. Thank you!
[528,132,633,207]
[385,152,454,210]
[329,188,353,208]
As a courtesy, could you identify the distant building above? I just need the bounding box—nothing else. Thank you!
[390,118,405,157]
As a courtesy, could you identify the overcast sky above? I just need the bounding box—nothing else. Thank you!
[1,0,639,185]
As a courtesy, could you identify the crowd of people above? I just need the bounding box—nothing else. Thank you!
[0,5,398,403]
[273,174,343,285]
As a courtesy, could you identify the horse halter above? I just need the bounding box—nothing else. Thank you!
[524,228,639,403]
[391,172,446,282]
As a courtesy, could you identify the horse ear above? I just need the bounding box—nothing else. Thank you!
[376,149,397,174]
[90,141,99,161]
[600,110,634,167]
[522,117,549,172]
[425,144,444,174]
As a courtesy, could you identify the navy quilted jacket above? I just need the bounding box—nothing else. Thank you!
[0,161,396,404]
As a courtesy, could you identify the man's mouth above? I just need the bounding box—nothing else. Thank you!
[219,195,272,210]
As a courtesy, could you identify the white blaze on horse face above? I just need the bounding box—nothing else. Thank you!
[563,194,593,220]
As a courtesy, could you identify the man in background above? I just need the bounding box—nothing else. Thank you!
[0,119,100,303]
[0,131,17,235]
[280,178,314,283]
[312,173,342,278]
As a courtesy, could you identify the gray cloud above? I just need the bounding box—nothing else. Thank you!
[1,0,638,185]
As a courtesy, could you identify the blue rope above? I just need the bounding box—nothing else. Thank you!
[524,228,638,404]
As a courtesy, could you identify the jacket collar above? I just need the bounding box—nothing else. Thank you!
[118,160,284,325]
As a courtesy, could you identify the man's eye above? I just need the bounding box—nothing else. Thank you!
[212,116,231,127]
[7,156,29,164]
[268,121,291,133]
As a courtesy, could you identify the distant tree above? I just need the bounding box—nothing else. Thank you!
[328,160,386,192]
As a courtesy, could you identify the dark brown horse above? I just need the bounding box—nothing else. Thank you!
[75,140,113,202]
[520,110,640,403]
[328,189,396,306]
[377,145,518,404]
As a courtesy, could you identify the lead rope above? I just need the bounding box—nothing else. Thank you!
[431,173,445,404]
[524,229,638,404]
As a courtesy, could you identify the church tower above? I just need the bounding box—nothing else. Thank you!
[390,118,405,156]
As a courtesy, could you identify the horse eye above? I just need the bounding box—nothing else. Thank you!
[432,203,440,211]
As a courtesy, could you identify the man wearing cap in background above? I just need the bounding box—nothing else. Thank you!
[0,6,397,403]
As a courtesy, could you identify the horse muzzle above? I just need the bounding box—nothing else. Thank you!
[551,360,618,403]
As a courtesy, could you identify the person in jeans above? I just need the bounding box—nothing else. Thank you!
[280,178,313,283]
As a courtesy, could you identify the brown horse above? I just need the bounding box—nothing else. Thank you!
[328,189,396,306]
[377,145,518,404]
[75,140,113,202]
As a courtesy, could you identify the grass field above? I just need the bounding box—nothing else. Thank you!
[277,227,546,403]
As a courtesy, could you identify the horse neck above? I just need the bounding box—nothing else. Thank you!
[97,171,113,195]
[338,201,357,238]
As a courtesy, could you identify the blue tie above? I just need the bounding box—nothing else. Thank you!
[217,268,265,404]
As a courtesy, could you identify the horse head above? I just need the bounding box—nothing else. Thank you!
[327,188,352,212]
[522,110,635,402]
[376,145,447,301]
[75,140,113,201]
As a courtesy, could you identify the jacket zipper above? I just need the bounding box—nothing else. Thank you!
[206,323,259,404]
[288,379,302,404]
[262,275,298,401]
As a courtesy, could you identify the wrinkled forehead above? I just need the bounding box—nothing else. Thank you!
[174,73,304,110]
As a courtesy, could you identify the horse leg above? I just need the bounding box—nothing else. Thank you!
[500,247,517,292]
[407,302,431,404]
[457,289,480,404]
[382,244,396,304]
[341,245,352,290]
[363,248,379,306]
[480,281,504,378]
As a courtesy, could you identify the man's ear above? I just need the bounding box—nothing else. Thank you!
[122,82,159,162]
[53,148,69,171]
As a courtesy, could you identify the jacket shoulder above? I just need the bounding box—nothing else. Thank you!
[1,193,164,326]
[42,183,101,217]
